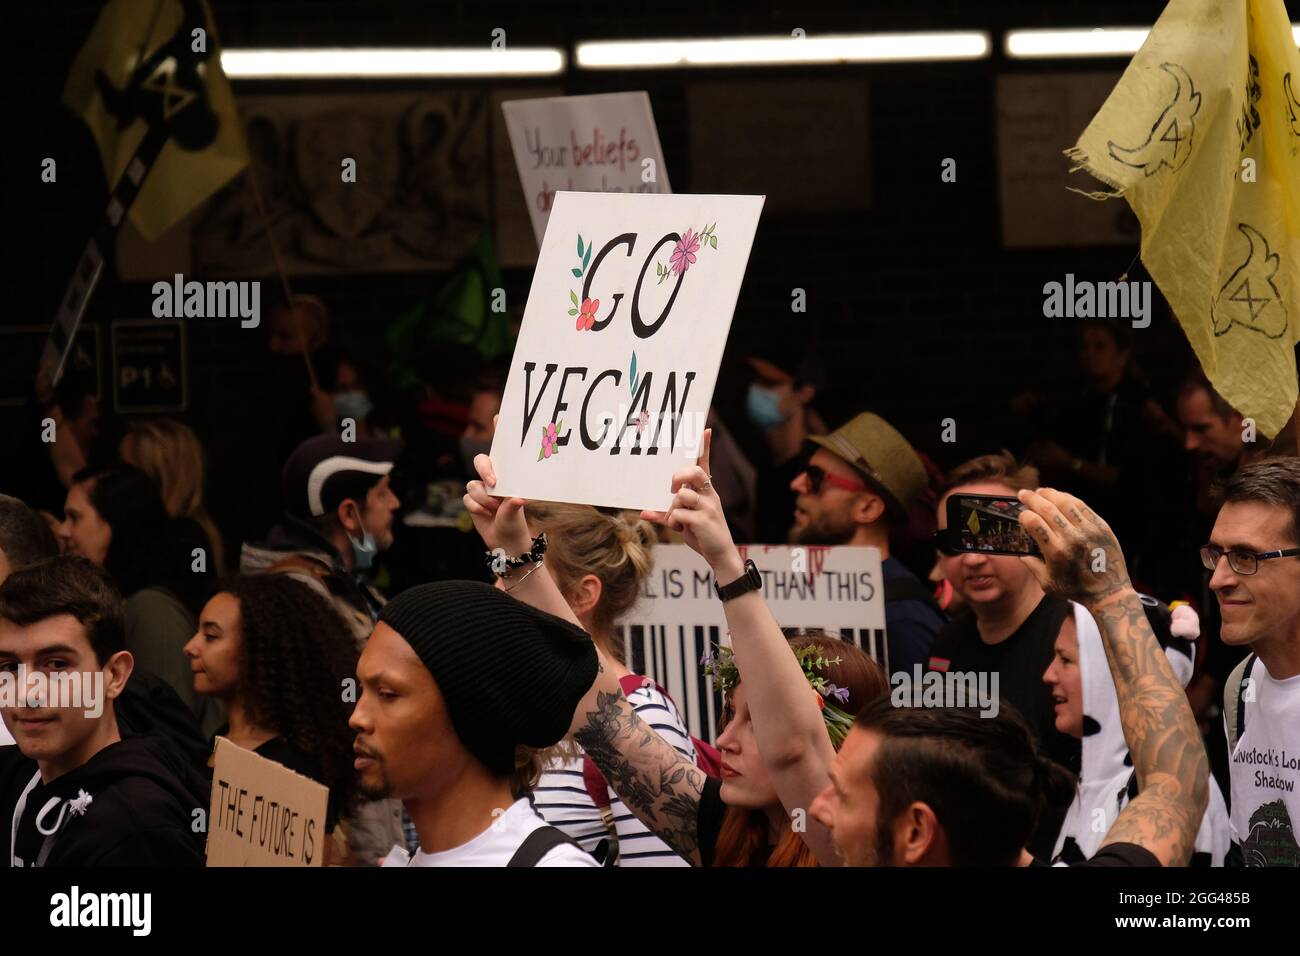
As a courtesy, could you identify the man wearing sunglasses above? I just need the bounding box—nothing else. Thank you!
[787,412,944,677]
[1205,459,1300,867]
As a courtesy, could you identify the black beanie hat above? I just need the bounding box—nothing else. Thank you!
[379,581,598,775]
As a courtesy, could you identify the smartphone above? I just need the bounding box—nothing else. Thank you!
[942,493,1039,557]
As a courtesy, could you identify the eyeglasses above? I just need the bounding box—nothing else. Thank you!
[801,464,869,495]
[1199,544,1300,575]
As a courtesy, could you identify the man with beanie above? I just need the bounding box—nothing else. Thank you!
[787,411,945,677]
[352,581,600,866]
[241,433,407,864]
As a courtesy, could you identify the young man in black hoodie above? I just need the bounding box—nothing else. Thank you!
[0,556,208,866]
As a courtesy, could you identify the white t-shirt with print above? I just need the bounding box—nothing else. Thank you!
[380,797,599,867]
[1228,660,1300,867]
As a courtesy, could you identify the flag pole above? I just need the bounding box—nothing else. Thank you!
[242,156,319,390]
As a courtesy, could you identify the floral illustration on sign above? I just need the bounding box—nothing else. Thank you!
[567,235,596,326]
[574,295,599,330]
[671,228,701,275]
[538,421,562,461]
[629,353,649,432]
[657,222,719,284]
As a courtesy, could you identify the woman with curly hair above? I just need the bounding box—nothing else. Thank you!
[184,573,359,858]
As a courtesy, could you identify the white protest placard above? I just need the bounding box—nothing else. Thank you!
[619,544,886,741]
[206,737,329,867]
[502,92,671,246]
[489,191,764,511]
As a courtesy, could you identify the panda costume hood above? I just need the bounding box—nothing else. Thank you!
[1052,597,1231,866]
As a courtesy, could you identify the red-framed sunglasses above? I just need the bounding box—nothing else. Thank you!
[801,464,869,495]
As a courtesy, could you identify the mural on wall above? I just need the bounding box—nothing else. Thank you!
[190,92,491,275]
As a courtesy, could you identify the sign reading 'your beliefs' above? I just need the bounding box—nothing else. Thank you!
[502,92,672,246]
[490,191,765,511]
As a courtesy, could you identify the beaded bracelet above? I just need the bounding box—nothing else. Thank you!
[485,532,548,578]
[504,560,544,592]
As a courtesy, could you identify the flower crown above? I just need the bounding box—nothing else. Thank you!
[700,644,856,748]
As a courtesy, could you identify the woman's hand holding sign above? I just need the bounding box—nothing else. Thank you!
[640,428,745,581]
[463,449,533,560]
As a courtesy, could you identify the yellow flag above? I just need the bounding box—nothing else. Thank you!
[63,0,248,242]
[1068,0,1300,438]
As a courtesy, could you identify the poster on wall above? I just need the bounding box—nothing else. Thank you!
[0,324,100,407]
[111,319,187,413]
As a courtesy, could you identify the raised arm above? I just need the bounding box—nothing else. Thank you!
[465,454,708,864]
[1017,488,1208,866]
[640,435,839,866]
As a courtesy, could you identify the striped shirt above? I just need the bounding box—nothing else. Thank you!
[532,682,696,867]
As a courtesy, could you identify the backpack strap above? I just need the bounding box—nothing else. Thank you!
[506,825,584,868]
[1224,652,1258,756]
[580,754,619,866]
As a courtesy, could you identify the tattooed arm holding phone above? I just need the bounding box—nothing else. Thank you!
[464,430,840,866]
[1016,487,1209,866]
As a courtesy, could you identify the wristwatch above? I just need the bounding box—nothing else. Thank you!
[715,559,762,602]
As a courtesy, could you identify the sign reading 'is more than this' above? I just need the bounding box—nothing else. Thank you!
[489,191,765,512]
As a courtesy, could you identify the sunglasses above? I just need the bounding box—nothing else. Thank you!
[1199,544,1300,576]
[801,464,869,495]
[932,530,959,556]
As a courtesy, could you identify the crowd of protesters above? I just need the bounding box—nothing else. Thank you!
[0,307,1297,869]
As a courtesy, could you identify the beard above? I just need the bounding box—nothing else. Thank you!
[788,508,857,546]
[357,763,393,800]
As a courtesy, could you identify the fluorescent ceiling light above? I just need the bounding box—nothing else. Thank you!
[221,47,565,78]
[1004,28,1150,58]
[1008,24,1300,59]
[576,32,991,68]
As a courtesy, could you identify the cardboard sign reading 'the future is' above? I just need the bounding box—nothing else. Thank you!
[206,737,328,867]
[490,191,764,512]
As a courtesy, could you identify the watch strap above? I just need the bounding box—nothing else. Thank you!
[715,559,761,602]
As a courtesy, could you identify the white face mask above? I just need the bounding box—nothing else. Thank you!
[347,506,377,570]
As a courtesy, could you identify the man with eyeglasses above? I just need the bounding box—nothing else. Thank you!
[1204,459,1300,867]
[787,412,944,677]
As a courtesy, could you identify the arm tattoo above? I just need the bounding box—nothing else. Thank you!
[1090,590,1209,865]
[573,690,706,865]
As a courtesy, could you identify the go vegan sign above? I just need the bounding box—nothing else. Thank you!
[490,191,764,511]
